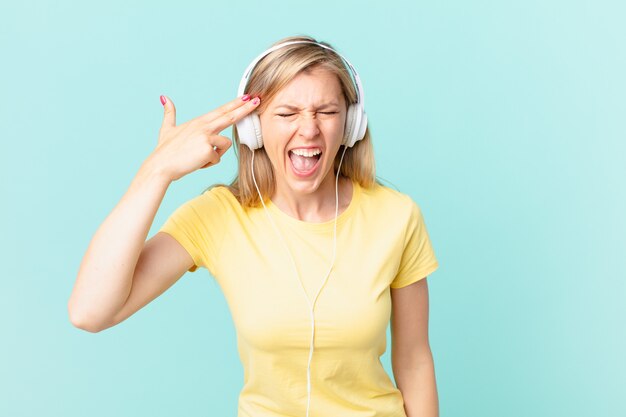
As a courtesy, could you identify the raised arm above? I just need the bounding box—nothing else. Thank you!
[67,94,260,332]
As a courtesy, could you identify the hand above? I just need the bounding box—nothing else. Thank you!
[148,94,260,182]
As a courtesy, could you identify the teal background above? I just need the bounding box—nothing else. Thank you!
[1,0,624,416]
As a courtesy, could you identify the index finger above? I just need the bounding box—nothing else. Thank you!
[210,96,261,133]
[198,94,254,124]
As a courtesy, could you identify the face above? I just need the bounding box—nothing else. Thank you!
[258,65,347,198]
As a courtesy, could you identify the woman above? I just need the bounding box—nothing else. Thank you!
[68,35,440,417]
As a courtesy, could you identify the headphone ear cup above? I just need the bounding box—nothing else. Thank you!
[235,112,263,150]
[344,104,367,148]
[356,110,367,142]
[250,112,263,149]
[343,104,357,147]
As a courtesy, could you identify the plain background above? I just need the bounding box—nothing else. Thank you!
[1,1,624,416]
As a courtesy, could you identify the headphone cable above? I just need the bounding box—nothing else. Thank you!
[251,145,349,417]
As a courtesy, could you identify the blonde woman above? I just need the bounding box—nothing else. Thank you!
[69,35,440,417]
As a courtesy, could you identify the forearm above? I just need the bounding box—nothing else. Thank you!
[68,157,171,331]
[393,359,439,417]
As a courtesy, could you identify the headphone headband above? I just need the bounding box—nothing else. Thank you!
[237,40,365,108]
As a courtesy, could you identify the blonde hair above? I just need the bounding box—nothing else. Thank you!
[205,35,385,208]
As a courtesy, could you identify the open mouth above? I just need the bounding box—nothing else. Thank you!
[288,149,322,177]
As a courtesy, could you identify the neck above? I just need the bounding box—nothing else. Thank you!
[271,173,352,223]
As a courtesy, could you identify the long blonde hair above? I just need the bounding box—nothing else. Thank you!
[205,35,385,208]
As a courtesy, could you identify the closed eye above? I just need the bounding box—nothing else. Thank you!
[276,111,338,118]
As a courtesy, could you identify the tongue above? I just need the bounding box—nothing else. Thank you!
[289,152,319,172]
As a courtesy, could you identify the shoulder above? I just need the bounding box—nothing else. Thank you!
[359,180,421,218]
[195,185,238,208]
[170,185,241,225]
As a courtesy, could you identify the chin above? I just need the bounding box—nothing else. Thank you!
[286,177,321,194]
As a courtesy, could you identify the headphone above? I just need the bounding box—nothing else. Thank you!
[239,40,365,417]
[235,40,368,150]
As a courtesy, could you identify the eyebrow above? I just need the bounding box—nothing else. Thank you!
[274,102,340,111]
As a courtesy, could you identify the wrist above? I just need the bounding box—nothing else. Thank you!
[136,156,172,188]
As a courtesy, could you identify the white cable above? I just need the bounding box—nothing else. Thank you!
[251,145,349,417]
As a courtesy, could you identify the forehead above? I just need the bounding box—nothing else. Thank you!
[269,66,344,107]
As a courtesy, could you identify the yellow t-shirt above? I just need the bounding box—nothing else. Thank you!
[159,178,439,417]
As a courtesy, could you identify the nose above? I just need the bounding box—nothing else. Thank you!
[296,114,321,139]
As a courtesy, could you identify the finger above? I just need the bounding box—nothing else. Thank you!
[160,95,176,130]
[209,135,233,158]
[198,94,253,125]
[209,96,261,133]
[200,151,220,169]
[200,157,219,169]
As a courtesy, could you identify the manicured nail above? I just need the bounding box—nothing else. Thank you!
[160,95,166,106]
[252,97,260,105]
[242,94,251,102]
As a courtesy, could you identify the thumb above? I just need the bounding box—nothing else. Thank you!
[160,95,176,130]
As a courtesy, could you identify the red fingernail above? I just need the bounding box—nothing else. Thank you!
[160,95,166,106]
[242,94,251,102]
[252,97,260,105]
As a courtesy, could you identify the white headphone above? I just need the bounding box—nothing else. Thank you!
[241,39,364,417]
[235,40,368,150]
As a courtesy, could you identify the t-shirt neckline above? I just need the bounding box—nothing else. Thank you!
[266,178,361,232]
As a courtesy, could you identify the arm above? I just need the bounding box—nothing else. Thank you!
[67,95,258,332]
[67,159,175,332]
[390,277,439,417]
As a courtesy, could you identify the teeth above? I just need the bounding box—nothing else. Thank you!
[290,148,322,157]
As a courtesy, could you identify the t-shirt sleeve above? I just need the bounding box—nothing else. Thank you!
[390,199,439,289]
[158,189,226,275]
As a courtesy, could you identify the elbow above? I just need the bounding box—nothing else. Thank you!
[67,303,107,333]
[72,321,104,333]
[69,313,103,333]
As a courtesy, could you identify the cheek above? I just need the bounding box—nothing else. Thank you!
[325,117,345,138]
[261,118,297,140]
[259,122,292,162]
[333,110,347,129]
